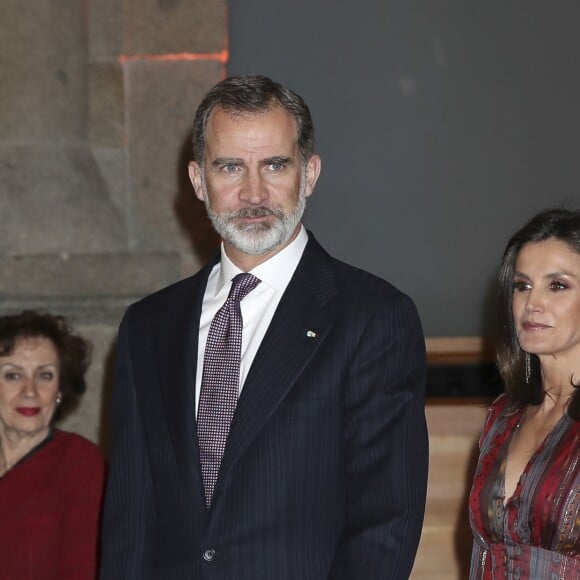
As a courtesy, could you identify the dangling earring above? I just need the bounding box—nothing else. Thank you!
[525,352,531,384]
[56,393,62,405]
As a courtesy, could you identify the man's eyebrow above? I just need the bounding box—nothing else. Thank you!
[262,156,293,165]
[211,157,244,167]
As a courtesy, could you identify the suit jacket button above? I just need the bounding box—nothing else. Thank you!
[203,548,216,562]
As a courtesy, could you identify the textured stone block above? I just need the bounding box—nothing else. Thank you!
[89,62,125,148]
[0,1,88,141]
[124,0,227,55]
[0,0,229,456]
[89,0,124,61]
[58,323,118,448]
[0,145,126,254]
[124,59,223,252]
[0,253,182,299]
[92,148,128,217]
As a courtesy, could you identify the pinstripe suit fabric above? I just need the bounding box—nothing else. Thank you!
[100,233,429,579]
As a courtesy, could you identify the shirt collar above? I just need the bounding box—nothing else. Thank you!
[215,226,308,297]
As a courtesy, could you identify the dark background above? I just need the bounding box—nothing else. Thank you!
[228,1,580,337]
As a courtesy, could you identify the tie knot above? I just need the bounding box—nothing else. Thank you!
[228,273,261,303]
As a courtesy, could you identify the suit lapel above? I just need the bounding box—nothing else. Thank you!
[218,236,338,487]
[153,261,215,504]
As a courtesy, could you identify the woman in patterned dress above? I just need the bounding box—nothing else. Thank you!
[469,209,580,579]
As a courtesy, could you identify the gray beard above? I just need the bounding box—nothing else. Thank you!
[203,177,307,256]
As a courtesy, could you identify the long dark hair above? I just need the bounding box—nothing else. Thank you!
[496,208,580,420]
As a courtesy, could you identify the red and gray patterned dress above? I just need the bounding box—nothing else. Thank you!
[469,394,580,579]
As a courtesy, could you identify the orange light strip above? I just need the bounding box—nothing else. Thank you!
[119,50,229,64]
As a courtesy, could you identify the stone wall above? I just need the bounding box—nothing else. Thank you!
[0,0,227,453]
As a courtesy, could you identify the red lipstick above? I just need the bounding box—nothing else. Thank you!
[16,407,41,416]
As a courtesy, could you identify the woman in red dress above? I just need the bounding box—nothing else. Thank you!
[469,209,580,578]
[0,311,106,579]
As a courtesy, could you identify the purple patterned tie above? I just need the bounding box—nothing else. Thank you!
[197,272,261,507]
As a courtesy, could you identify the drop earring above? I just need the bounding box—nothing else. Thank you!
[525,352,531,384]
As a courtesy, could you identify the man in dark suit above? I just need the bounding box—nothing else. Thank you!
[100,75,428,579]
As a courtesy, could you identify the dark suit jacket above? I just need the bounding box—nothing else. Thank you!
[100,233,428,580]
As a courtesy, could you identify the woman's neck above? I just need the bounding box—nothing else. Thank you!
[538,344,580,397]
[0,427,50,476]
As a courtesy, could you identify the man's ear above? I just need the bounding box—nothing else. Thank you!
[304,154,322,198]
[188,161,205,202]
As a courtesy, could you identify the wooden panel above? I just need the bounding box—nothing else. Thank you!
[410,401,490,579]
[426,336,494,364]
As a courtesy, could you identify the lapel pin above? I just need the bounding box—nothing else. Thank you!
[306,330,317,338]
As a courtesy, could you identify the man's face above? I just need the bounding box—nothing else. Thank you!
[189,106,320,266]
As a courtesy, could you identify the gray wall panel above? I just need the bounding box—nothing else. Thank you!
[228,1,580,335]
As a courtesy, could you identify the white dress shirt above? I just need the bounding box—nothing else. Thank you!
[195,226,308,414]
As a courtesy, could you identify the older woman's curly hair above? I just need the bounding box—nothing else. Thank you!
[0,311,92,420]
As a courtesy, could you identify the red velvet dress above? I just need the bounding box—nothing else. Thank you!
[0,430,106,580]
[469,395,580,579]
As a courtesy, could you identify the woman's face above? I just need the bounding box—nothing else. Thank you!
[0,336,60,442]
[513,238,580,365]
